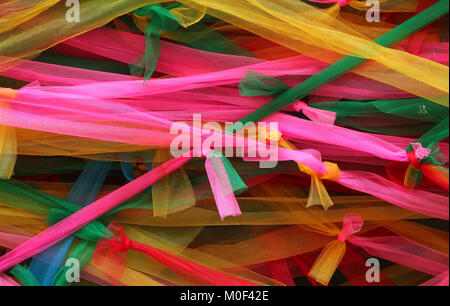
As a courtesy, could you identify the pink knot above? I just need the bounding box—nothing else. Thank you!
[411,142,431,161]
[293,101,337,125]
[293,101,308,112]
[337,0,351,6]
[337,213,363,242]
[337,232,348,242]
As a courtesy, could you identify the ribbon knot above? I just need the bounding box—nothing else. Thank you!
[264,127,341,210]
[131,4,180,81]
[100,228,133,256]
[300,162,341,181]
[408,142,431,170]
[293,101,308,112]
[321,162,342,181]
[93,223,258,286]
[337,213,363,242]
[308,214,363,285]
[108,236,132,254]
[293,101,337,125]
[297,162,340,210]
[239,71,336,125]
[404,142,435,189]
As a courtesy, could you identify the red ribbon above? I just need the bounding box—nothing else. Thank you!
[93,223,259,286]
[407,150,422,170]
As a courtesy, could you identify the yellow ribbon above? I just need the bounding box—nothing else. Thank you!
[308,213,363,286]
[298,162,341,210]
[264,128,341,210]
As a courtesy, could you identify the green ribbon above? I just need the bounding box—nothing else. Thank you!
[131,4,181,81]
[228,0,449,133]
[10,265,40,286]
[310,98,448,136]
[239,70,289,97]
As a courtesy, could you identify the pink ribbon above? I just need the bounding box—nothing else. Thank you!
[337,213,364,242]
[410,142,432,160]
[293,101,337,125]
[0,273,20,286]
[204,150,243,220]
[337,0,351,6]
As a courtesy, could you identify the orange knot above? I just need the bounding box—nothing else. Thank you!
[320,162,341,181]
[299,161,341,181]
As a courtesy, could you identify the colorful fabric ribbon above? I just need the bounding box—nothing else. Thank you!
[93,223,258,286]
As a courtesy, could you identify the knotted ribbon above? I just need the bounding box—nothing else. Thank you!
[239,70,337,125]
[308,213,363,286]
[298,162,341,210]
[264,128,341,210]
[308,213,449,286]
[403,117,449,190]
[131,4,181,81]
[293,101,336,125]
[93,223,258,286]
[204,150,247,220]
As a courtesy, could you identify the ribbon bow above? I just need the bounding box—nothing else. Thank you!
[404,142,448,191]
[298,162,341,210]
[239,70,336,124]
[264,128,341,210]
[131,4,181,81]
[204,150,247,220]
[403,116,449,190]
[308,213,363,286]
[293,101,336,125]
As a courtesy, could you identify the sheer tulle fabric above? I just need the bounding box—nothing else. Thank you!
[176,0,449,106]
